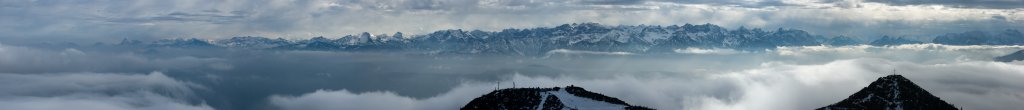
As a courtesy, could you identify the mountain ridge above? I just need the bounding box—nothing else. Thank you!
[94,23,1024,56]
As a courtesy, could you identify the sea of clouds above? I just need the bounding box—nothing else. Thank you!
[1,43,1022,110]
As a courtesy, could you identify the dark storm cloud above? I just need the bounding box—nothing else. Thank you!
[865,0,1024,9]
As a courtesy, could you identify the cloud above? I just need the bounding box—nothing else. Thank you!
[4,40,1024,110]
[269,83,494,110]
[864,0,1024,9]
[675,47,747,55]
[0,44,232,73]
[0,72,212,110]
[770,44,1024,64]
[544,49,634,57]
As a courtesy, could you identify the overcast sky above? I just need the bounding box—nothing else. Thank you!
[1,0,1022,43]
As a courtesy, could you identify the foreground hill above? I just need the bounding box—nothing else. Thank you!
[462,85,653,110]
[818,75,958,110]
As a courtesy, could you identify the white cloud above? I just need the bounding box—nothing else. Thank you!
[544,49,634,57]
[269,83,494,110]
[0,72,213,110]
[771,44,1024,63]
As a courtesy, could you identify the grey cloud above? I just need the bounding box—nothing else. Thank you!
[106,11,251,24]
[0,44,231,73]
[865,0,1024,9]
[574,0,647,5]
[992,15,1008,20]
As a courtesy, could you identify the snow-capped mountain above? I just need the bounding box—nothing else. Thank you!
[214,36,290,49]
[934,29,1024,45]
[462,85,653,110]
[109,23,1023,56]
[149,23,826,55]
[818,75,958,110]
[869,36,924,46]
[824,36,862,46]
[148,38,219,48]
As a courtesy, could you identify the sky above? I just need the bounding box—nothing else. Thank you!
[1,0,1023,43]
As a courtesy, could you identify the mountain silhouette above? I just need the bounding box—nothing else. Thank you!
[462,85,653,110]
[818,75,959,110]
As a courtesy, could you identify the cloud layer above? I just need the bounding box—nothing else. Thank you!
[269,58,1024,110]
[2,42,1024,110]
[0,72,212,110]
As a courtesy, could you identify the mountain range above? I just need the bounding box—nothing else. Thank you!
[107,23,1023,56]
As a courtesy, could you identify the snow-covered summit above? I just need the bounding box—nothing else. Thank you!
[111,23,1024,56]
[818,75,959,110]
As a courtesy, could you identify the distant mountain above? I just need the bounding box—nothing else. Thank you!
[934,29,1024,45]
[105,23,1024,56]
[122,23,830,56]
[869,36,924,46]
[824,36,862,46]
[462,86,653,110]
[995,49,1024,62]
[818,75,958,110]
[148,38,220,48]
[214,36,290,49]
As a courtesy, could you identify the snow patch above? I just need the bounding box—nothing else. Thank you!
[544,88,628,110]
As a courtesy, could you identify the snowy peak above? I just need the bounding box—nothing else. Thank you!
[215,36,289,48]
[818,75,959,110]
[934,29,1024,45]
[149,38,218,48]
[462,85,653,110]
